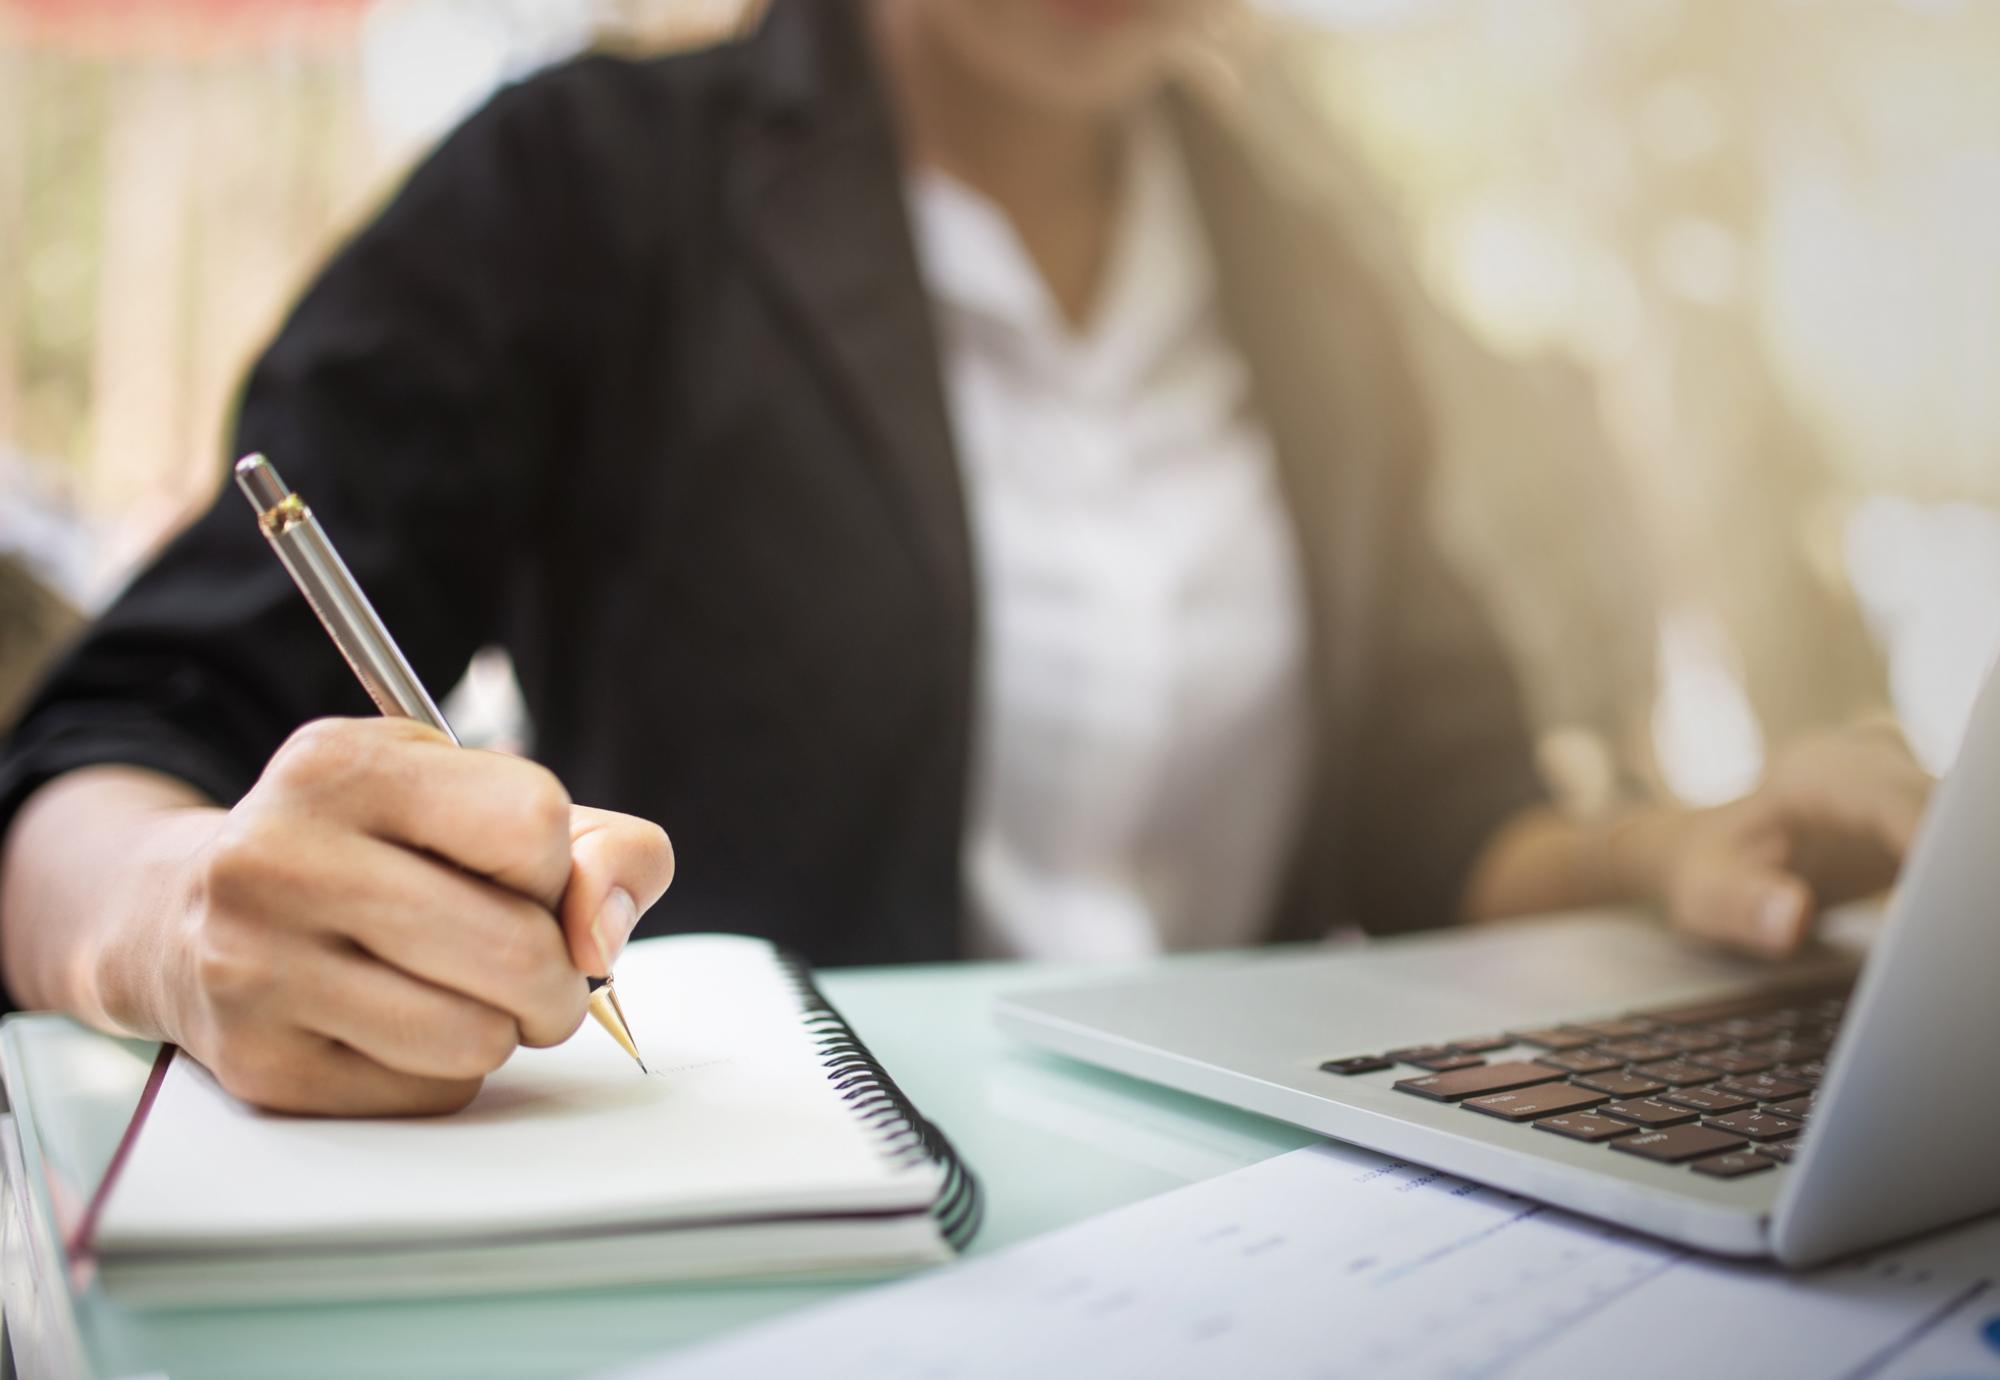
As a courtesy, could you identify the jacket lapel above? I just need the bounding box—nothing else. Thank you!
[724,1,974,646]
[1175,92,1409,937]
[1174,92,1392,782]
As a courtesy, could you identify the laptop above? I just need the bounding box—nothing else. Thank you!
[995,658,2000,1268]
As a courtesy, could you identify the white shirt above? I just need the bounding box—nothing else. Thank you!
[907,112,1315,961]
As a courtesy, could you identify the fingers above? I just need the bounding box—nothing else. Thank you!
[205,822,589,1047]
[192,717,670,1115]
[291,943,528,1081]
[1680,859,1816,959]
[339,840,588,1046]
[209,1028,487,1118]
[1767,726,1935,861]
[264,718,574,908]
[559,806,676,974]
[1664,803,1819,958]
[1736,726,1937,917]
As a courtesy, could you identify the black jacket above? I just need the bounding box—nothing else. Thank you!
[0,0,1546,968]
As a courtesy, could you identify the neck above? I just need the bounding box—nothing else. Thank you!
[870,2,1127,325]
[871,4,1118,212]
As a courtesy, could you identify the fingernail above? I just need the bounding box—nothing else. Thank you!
[1761,890,1800,946]
[590,887,638,972]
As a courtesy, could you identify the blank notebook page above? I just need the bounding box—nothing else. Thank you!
[97,935,942,1253]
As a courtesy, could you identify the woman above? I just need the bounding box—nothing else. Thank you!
[0,0,1930,1116]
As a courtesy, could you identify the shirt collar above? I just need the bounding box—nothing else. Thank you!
[905,106,1215,397]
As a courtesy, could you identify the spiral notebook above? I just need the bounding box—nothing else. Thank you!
[88,934,981,1305]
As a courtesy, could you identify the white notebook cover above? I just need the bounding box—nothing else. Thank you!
[96,935,950,1255]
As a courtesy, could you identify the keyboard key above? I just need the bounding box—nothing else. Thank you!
[1385,1045,1460,1065]
[1714,1073,1812,1103]
[1711,1017,1779,1041]
[1572,1069,1668,1098]
[1761,1141,1799,1164]
[1639,980,1849,1029]
[1394,1061,1566,1103]
[1571,1017,1661,1041]
[1534,1048,1622,1075]
[1657,1029,1727,1055]
[1319,1056,1393,1076]
[1446,1035,1514,1054]
[1768,1095,1814,1121]
[1535,1112,1639,1143]
[1597,1039,1679,1064]
[1600,1098,1699,1128]
[1704,1110,1802,1142]
[1639,995,1782,1027]
[1630,1059,1721,1087]
[1611,1124,1748,1164]
[1507,1027,1594,1051]
[1691,1049,1775,1076]
[1462,1084,1609,1123]
[1659,1084,1756,1115]
[1773,1061,1826,1085]
[1410,1053,1487,1072]
[1744,1036,1831,1063]
[1692,1151,1776,1179]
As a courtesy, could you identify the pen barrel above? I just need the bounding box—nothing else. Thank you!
[233,455,644,1068]
[264,510,458,743]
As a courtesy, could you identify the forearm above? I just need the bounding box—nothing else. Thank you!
[1459,804,1693,924]
[0,767,222,1037]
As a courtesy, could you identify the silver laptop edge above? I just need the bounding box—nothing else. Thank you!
[1770,659,2000,1264]
[997,660,2000,1266]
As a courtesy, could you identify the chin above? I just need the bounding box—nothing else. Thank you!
[922,0,1201,116]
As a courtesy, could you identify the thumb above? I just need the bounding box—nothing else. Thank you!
[559,806,676,976]
[1677,848,1816,959]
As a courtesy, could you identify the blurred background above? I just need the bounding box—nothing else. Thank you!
[3,0,1996,808]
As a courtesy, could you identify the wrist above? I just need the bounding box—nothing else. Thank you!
[0,767,225,1041]
[86,804,226,1045]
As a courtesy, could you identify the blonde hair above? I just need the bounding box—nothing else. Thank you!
[0,555,81,733]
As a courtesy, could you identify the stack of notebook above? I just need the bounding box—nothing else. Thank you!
[83,934,980,1305]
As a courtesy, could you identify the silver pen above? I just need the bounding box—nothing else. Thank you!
[233,453,646,1072]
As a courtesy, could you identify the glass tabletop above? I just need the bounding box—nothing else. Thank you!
[1,953,1315,1380]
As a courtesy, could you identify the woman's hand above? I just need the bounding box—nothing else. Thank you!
[0,718,674,1117]
[1660,724,1933,957]
[1464,722,1933,956]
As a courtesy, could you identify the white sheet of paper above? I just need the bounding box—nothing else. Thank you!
[603,1141,2000,1380]
[98,935,940,1252]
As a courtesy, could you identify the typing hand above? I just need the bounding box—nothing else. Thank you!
[168,717,673,1115]
[1662,723,1932,958]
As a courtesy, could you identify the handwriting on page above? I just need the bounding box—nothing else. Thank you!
[602,1143,2000,1380]
[642,1058,732,1077]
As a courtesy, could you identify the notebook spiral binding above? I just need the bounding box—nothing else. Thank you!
[775,950,985,1252]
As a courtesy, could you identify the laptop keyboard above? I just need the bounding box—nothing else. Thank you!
[1321,979,1848,1181]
